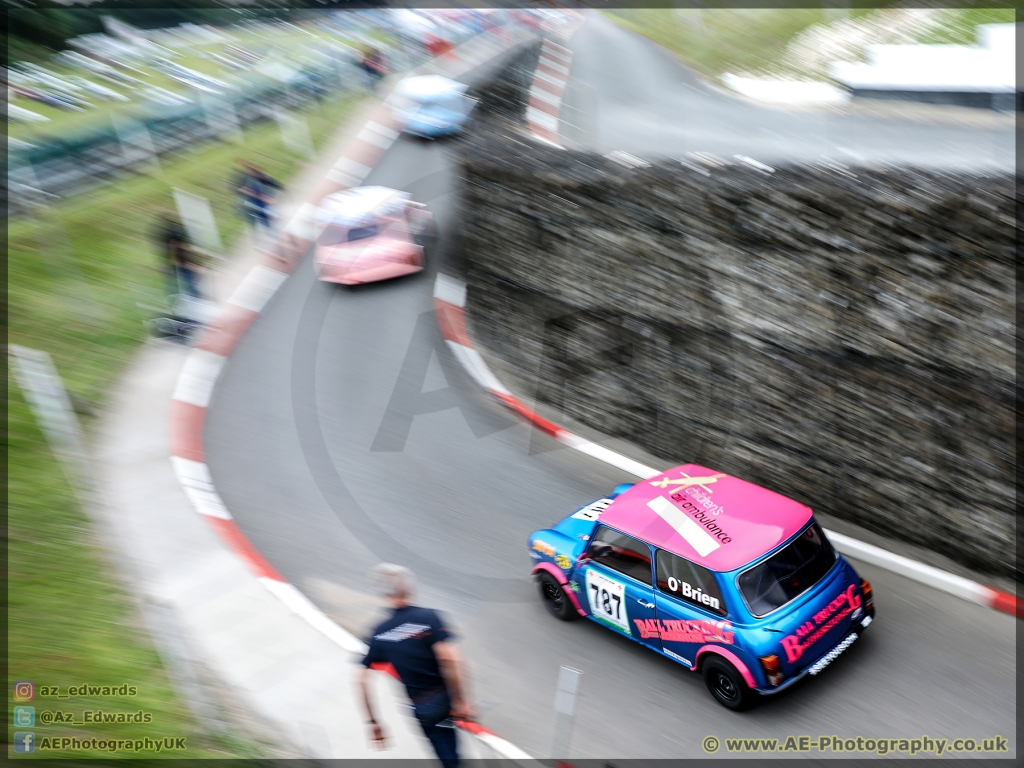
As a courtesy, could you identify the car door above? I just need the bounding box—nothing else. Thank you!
[652,549,735,667]
[579,525,659,651]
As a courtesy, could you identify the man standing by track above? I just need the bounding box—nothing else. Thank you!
[358,564,474,768]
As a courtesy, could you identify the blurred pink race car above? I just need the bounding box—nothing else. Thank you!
[314,186,432,285]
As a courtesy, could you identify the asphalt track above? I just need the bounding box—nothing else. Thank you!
[205,19,1016,760]
[559,13,1014,171]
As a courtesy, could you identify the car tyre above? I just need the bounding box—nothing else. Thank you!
[701,656,757,711]
[537,572,578,622]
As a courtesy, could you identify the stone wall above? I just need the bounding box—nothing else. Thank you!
[454,92,1016,575]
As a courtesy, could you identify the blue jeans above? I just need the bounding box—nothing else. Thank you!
[413,692,458,768]
[173,266,202,299]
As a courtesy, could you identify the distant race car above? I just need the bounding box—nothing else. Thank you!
[314,186,432,285]
[391,75,475,138]
[528,464,874,710]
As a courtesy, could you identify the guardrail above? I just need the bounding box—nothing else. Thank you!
[8,24,484,211]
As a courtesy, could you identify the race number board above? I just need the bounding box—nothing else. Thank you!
[585,568,630,634]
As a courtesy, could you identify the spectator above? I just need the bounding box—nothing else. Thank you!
[235,160,281,235]
[358,564,473,768]
[359,46,387,92]
[154,210,202,299]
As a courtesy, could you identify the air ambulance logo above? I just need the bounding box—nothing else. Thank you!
[650,470,725,494]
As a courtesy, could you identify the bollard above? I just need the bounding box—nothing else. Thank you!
[550,665,582,764]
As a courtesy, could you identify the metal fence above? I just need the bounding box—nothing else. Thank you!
[7,25,470,212]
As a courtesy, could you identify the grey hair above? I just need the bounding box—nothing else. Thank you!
[371,563,415,599]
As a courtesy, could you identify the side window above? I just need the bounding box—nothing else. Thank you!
[656,550,727,616]
[587,526,653,585]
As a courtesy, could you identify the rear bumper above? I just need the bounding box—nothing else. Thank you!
[756,616,872,695]
[317,262,423,285]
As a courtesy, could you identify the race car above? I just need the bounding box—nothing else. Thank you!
[390,75,475,138]
[314,186,432,285]
[528,464,874,710]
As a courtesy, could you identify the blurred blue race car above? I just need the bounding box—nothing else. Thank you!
[392,75,475,138]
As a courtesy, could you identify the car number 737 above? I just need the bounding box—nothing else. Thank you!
[584,569,631,634]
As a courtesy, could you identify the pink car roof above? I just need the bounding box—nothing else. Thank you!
[597,464,813,572]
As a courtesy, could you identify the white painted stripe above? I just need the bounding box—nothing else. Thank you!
[172,349,225,408]
[527,107,559,131]
[327,168,360,186]
[530,86,561,106]
[825,530,992,605]
[170,457,232,519]
[557,433,662,478]
[532,70,566,87]
[333,157,372,180]
[542,43,572,62]
[228,265,288,313]
[446,342,511,396]
[356,127,394,149]
[434,273,467,308]
[474,731,538,763]
[539,58,570,75]
[364,121,399,140]
[648,495,720,557]
[283,201,317,240]
[258,578,369,654]
[530,132,564,149]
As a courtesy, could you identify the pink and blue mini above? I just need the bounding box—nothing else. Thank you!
[528,464,875,710]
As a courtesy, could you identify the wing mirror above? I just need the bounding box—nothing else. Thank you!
[610,483,634,498]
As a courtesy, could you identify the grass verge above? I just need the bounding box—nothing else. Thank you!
[7,87,366,758]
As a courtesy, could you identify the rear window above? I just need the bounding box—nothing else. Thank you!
[737,523,837,618]
[348,225,379,242]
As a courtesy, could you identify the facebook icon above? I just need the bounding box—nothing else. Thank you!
[14,732,35,753]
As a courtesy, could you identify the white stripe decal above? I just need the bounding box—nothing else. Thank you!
[170,457,232,519]
[172,349,225,408]
[527,107,559,131]
[258,578,369,654]
[434,273,467,308]
[557,433,662,479]
[446,342,511,396]
[228,265,288,313]
[648,495,720,557]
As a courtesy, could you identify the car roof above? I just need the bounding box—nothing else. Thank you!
[597,464,813,572]
[316,186,409,227]
[394,74,467,100]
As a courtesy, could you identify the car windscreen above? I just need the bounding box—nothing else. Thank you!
[737,522,837,617]
[347,224,379,242]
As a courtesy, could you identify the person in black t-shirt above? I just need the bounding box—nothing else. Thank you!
[358,564,473,768]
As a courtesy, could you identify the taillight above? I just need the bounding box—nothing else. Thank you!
[861,579,874,615]
[759,654,784,686]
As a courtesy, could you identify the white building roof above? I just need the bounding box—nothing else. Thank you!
[831,22,1016,92]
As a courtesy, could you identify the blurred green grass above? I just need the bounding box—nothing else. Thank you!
[9,24,354,141]
[8,87,365,758]
[604,8,1013,81]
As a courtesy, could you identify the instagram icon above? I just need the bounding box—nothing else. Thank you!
[13,681,34,701]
